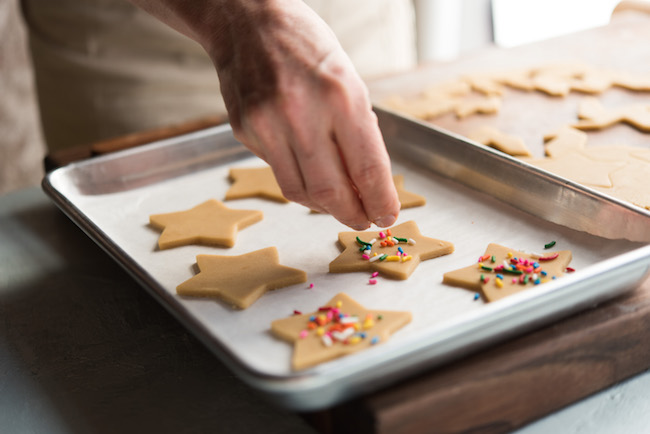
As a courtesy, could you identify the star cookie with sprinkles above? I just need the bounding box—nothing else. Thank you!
[329,220,454,280]
[271,292,412,370]
[443,243,572,302]
[149,199,263,249]
[225,166,289,203]
[177,247,307,309]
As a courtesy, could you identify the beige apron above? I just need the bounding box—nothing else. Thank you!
[22,0,416,151]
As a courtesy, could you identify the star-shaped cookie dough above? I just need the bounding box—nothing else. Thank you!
[443,243,572,302]
[149,199,263,249]
[329,220,454,280]
[271,292,412,370]
[468,125,532,157]
[393,175,426,209]
[177,247,307,309]
[225,166,289,203]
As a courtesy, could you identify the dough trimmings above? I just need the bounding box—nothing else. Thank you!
[442,243,573,302]
[225,166,289,203]
[270,292,412,370]
[572,97,650,132]
[149,199,263,249]
[329,220,454,280]
[176,247,307,309]
[468,125,532,157]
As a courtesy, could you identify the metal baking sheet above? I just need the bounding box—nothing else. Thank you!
[43,119,650,411]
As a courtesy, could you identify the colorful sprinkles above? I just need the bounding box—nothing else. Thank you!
[356,229,413,271]
[298,301,381,348]
[478,251,561,288]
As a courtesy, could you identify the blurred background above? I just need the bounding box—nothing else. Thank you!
[0,0,641,195]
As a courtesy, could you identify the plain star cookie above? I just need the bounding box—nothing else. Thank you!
[225,166,289,203]
[177,247,307,309]
[329,220,454,280]
[393,175,426,209]
[443,243,573,302]
[271,293,412,370]
[149,199,263,249]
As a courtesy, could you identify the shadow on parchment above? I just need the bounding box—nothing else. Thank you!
[0,196,315,434]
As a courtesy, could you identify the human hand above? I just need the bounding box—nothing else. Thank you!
[127,0,400,229]
[207,0,400,230]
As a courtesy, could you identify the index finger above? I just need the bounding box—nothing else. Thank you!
[333,101,400,228]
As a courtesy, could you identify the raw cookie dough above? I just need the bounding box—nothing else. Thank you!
[177,247,307,309]
[520,150,626,188]
[393,174,426,209]
[468,125,532,157]
[542,126,588,158]
[225,166,289,203]
[329,220,454,280]
[572,97,650,132]
[443,243,573,302]
[382,80,501,121]
[270,292,412,370]
[149,199,263,249]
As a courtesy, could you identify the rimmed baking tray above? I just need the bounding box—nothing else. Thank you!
[42,112,650,411]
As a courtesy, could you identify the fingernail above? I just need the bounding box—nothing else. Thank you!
[351,222,371,231]
[374,214,397,228]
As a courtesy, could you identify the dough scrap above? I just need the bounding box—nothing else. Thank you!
[329,220,454,280]
[443,243,573,302]
[543,126,588,158]
[572,97,650,132]
[225,166,289,203]
[469,125,532,157]
[177,247,307,309]
[270,292,412,370]
[520,150,625,187]
[382,79,501,121]
[149,199,263,249]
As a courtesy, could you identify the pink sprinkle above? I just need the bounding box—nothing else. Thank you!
[362,254,370,260]
[299,330,308,339]
[369,279,377,285]
[379,231,385,239]
[371,272,379,278]
[326,311,334,320]
[512,278,517,284]
[308,283,314,289]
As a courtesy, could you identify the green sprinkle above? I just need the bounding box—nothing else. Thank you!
[394,236,408,243]
[490,255,496,263]
[378,254,388,261]
[502,268,523,275]
[524,275,529,284]
[356,236,372,247]
[544,240,556,249]
[480,265,493,271]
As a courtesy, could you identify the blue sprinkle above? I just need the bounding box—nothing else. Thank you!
[398,247,404,254]
[309,315,316,321]
[541,270,548,276]
[371,336,380,345]
[534,278,541,285]
[496,274,504,280]
[473,293,480,300]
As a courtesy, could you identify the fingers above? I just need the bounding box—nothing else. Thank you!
[286,108,371,230]
[329,76,400,228]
